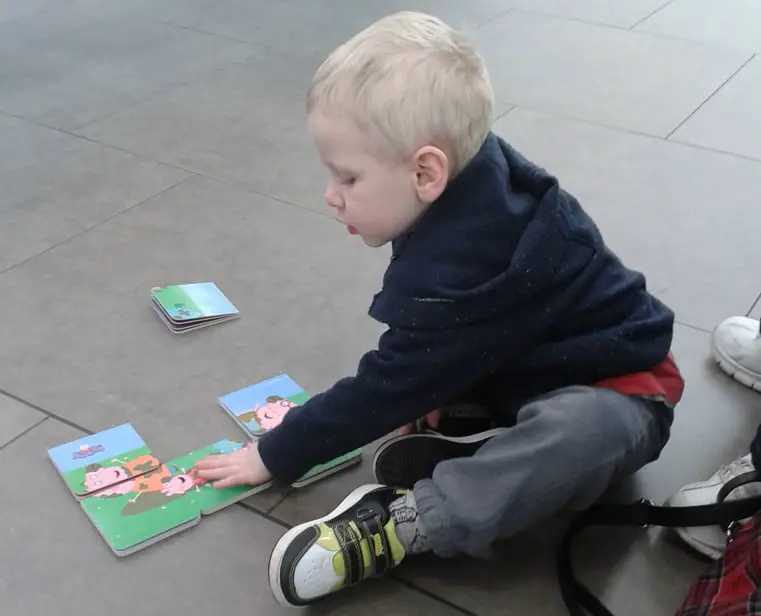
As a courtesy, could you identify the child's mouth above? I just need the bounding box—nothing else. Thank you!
[347,225,358,235]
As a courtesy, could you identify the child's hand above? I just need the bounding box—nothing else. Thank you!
[195,441,272,488]
[398,409,441,435]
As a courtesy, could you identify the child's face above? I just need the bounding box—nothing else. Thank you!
[308,111,430,247]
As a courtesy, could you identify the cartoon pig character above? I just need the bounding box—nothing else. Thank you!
[82,453,160,494]
[239,395,295,433]
[160,467,209,496]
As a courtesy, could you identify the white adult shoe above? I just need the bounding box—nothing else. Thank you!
[665,454,761,559]
[712,316,761,391]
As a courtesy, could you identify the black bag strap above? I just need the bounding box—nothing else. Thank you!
[557,470,761,616]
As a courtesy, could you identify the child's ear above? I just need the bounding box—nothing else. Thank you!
[413,146,449,203]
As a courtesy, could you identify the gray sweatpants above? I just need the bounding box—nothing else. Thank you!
[413,385,674,558]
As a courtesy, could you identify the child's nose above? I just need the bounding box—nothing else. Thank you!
[325,181,343,209]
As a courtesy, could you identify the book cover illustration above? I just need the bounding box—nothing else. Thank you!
[151,282,238,322]
[218,374,310,436]
[47,424,159,499]
[80,438,271,556]
[218,374,361,485]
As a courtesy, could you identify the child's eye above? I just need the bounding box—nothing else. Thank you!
[342,177,356,186]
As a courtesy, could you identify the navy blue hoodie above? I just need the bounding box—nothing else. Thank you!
[257,132,678,484]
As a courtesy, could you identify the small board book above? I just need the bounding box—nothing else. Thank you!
[218,373,362,487]
[47,424,160,500]
[50,428,271,557]
[150,282,239,334]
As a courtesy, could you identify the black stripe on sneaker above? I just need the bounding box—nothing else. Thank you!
[360,516,390,575]
[335,522,363,585]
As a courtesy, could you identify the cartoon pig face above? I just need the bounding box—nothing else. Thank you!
[257,398,295,430]
[84,466,130,491]
[161,473,200,496]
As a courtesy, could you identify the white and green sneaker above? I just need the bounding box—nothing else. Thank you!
[268,484,408,607]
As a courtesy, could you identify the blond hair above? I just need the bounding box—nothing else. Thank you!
[306,11,494,177]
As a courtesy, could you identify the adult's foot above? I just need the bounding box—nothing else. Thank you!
[712,316,761,391]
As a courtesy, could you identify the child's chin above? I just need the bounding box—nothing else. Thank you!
[360,234,389,248]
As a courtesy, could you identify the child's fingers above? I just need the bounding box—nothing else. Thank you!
[213,470,253,489]
[195,454,227,469]
[196,462,237,481]
[211,475,238,489]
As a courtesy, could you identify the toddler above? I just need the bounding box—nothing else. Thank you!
[197,11,684,608]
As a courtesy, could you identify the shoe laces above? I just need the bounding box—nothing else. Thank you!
[717,455,754,482]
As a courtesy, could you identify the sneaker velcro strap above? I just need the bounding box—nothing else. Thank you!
[334,515,394,587]
[334,522,364,586]
[359,516,391,575]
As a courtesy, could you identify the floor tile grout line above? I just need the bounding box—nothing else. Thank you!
[665,54,757,140]
[0,388,93,433]
[473,7,514,30]
[746,291,761,318]
[384,573,480,616]
[500,102,673,141]
[83,4,275,54]
[503,102,761,164]
[265,489,295,514]
[493,105,517,122]
[628,0,675,30]
[675,321,712,335]
[235,500,478,615]
[501,6,637,33]
[489,4,761,56]
[667,135,761,164]
[0,416,49,452]
[0,174,193,278]
[147,17,274,52]
[0,112,338,227]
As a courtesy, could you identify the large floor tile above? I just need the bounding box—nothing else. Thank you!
[474,10,751,136]
[670,55,761,161]
[381,325,761,615]
[0,114,190,272]
[636,0,761,54]
[75,52,327,211]
[0,175,388,502]
[77,0,216,25]
[0,2,258,129]
[2,418,456,616]
[0,392,45,447]
[0,0,72,24]
[507,0,670,28]
[76,49,511,213]
[166,0,511,60]
[493,107,761,331]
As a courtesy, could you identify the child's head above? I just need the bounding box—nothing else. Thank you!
[306,11,494,247]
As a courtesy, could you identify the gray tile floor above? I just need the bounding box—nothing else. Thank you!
[2,1,760,614]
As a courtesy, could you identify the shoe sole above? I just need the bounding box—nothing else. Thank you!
[372,428,508,488]
[670,526,724,560]
[711,332,761,392]
[268,483,386,608]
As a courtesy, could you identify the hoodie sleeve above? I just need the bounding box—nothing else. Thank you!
[256,311,543,485]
